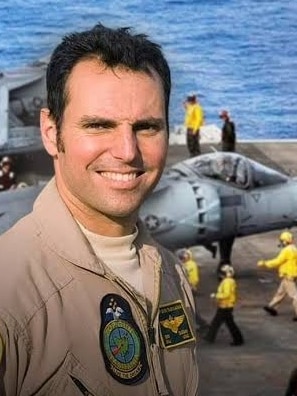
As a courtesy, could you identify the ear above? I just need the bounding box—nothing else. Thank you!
[40,108,58,156]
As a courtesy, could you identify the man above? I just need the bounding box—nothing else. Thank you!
[183,94,204,157]
[0,156,16,191]
[258,231,297,321]
[178,249,209,335]
[204,264,244,346]
[0,23,198,395]
[178,249,200,293]
[219,110,236,152]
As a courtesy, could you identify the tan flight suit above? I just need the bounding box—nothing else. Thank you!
[0,179,199,396]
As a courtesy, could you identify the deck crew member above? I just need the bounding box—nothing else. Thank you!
[183,93,204,157]
[219,109,236,152]
[178,249,209,332]
[204,264,244,346]
[258,230,297,321]
[0,156,16,191]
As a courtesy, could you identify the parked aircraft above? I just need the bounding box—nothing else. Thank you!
[1,152,296,266]
[139,151,297,264]
[0,183,43,232]
[0,57,47,155]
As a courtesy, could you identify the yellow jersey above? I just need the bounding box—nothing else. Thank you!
[215,277,237,308]
[264,244,297,278]
[184,103,204,133]
[183,259,200,289]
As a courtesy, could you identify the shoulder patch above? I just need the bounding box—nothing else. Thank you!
[159,300,196,349]
[99,294,148,385]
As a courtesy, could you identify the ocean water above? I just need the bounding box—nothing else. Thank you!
[0,0,297,140]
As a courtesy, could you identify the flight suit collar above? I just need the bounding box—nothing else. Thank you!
[32,179,163,279]
[32,178,104,274]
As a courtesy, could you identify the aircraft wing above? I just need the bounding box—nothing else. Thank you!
[0,185,43,234]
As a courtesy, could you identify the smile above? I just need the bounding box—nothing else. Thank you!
[100,172,138,181]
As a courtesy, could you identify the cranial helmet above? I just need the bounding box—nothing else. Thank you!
[1,156,12,165]
[220,264,235,277]
[279,231,293,244]
[178,249,192,262]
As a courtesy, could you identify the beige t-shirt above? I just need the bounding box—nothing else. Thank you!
[78,223,144,294]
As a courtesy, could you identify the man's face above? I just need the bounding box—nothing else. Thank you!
[41,59,168,234]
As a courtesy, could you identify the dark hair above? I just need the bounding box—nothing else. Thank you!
[46,22,171,143]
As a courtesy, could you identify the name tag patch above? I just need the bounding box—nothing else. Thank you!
[100,294,148,385]
[159,300,195,349]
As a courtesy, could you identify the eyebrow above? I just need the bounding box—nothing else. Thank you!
[78,116,166,130]
[78,116,117,129]
[132,117,165,131]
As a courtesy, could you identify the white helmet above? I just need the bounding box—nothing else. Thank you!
[1,156,12,165]
[220,264,235,277]
[178,249,192,262]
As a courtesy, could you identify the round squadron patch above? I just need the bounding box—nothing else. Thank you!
[99,294,148,384]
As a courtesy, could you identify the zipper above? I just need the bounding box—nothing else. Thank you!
[70,376,93,396]
[150,256,162,333]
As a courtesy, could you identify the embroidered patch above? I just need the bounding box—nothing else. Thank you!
[159,300,196,349]
[100,294,148,384]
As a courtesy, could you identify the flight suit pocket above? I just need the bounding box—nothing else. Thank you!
[31,352,111,396]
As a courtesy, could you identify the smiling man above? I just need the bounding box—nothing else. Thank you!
[0,23,199,395]
[42,60,168,236]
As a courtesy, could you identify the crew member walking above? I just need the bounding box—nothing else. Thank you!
[219,109,236,152]
[183,93,204,157]
[258,231,297,321]
[204,264,244,346]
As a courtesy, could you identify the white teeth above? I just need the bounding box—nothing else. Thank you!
[100,172,137,181]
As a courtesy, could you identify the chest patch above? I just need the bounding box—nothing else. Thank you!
[159,300,195,349]
[100,294,148,384]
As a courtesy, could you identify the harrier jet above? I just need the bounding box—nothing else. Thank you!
[1,152,297,266]
[139,152,297,265]
[0,57,47,156]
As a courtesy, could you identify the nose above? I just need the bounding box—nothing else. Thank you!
[111,126,139,162]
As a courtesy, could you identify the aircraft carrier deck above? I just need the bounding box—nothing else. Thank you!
[167,141,297,396]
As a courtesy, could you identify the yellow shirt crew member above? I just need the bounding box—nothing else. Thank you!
[184,102,204,134]
[258,231,297,320]
[183,94,204,157]
[204,265,244,346]
[215,276,237,308]
[183,256,200,291]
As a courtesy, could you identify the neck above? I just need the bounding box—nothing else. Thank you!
[56,179,137,237]
[74,212,137,237]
